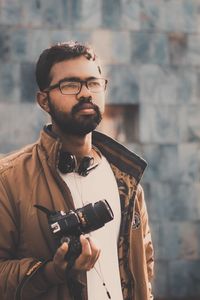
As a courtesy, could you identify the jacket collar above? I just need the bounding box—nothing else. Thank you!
[92,131,147,184]
[39,124,147,184]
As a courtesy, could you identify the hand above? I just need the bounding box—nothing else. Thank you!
[74,235,101,271]
[52,235,100,278]
[52,241,69,278]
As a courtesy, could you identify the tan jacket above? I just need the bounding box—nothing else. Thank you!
[0,126,154,300]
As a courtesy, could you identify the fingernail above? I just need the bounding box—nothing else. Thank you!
[61,242,68,250]
[61,237,70,244]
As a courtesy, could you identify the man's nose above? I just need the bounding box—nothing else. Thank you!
[76,82,92,100]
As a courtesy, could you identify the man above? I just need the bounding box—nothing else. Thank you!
[0,41,154,300]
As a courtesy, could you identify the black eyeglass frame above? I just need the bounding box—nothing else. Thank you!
[43,78,108,95]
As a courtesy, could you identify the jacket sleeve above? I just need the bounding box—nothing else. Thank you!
[0,175,66,300]
[139,185,154,299]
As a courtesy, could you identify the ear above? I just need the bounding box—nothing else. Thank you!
[37,91,50,113]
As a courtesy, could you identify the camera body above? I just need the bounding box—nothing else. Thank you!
[35,200,114,263]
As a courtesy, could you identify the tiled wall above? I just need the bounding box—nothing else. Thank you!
[1,1,200,299]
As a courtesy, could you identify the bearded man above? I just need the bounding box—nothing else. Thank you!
[0,41,154,300]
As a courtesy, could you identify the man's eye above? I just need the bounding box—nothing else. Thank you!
[62,82,78,88]
[88,81,101,87]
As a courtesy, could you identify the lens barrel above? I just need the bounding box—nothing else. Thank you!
[76,199,114,233]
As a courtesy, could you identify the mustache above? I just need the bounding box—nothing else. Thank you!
[72,97,100,114]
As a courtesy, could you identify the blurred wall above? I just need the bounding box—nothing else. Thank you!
[1,0,200,299]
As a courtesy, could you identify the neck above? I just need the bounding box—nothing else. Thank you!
[51,123,92,159]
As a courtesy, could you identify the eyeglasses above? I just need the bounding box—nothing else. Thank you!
[43,78,108,95]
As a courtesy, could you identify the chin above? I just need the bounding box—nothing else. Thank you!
[59,121,99,136]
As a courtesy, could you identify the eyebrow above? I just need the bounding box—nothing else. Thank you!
[60,76,98,82]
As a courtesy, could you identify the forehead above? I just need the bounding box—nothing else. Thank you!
[50,56,101,83]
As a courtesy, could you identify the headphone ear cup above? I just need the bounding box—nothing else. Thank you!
[58,151,76,174]
[78,156,94,176]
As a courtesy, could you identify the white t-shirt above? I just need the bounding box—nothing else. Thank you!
[60,156,123,300]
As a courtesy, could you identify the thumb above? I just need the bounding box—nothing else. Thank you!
[54,242,69,263]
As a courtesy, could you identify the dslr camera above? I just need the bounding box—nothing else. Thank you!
[35,200,114,264]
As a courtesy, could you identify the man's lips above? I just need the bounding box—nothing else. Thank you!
[76,103,96,110]
[75,103,97,114]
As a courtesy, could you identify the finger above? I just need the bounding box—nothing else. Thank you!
[86,250,101,270]
[79,235,92,260]
[90,249,101,269]
[52,242,70,278]
[86,237,101,269]
[76,236,100,271]
[54,242,68,264]
[74,235,92,269]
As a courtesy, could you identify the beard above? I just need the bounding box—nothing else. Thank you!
[48,96,102,136]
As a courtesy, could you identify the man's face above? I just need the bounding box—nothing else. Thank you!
[46,56,106,136]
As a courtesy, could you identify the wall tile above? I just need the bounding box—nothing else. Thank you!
[0,63,20,103]
[139,65,178,105]
[131,32,169,65]
[140,65,198,105]
[139,104,180,143]
[178,143,200,183]
[21,0,69,28]
[50,30,91,46]
[0,25,11,61]
[121,0,141,30]
[141,0,199,33]
[152,260,169,298]
[169,260,200,298]
[71,0,101,29]
[0,103,47,153]
[179,105,200,143]
[92,30,131,64]
[169,33,200,67]
[142,145,179,182]
[102,0,121,29]
[105,64,139,104]
[156,221,200,261]
[163,0,199,34]
[140,0,165,31]
[25,29,51,62]
[20,63,37,102]
[0,0,22,26]
[147,181,200,222]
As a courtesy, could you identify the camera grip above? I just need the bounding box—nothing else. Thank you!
[62,236,82,263]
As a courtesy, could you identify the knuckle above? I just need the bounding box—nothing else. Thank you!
[82,251,92,260]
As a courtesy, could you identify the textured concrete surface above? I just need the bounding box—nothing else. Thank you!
[1,0,200,299]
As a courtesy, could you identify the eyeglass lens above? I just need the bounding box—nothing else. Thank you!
[59,79,106,95]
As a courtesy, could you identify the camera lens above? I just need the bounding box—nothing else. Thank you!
[76,200,114,233]
[94,200,114,223]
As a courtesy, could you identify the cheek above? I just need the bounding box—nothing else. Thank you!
[49,94,75,113]
[93,94,105,113]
